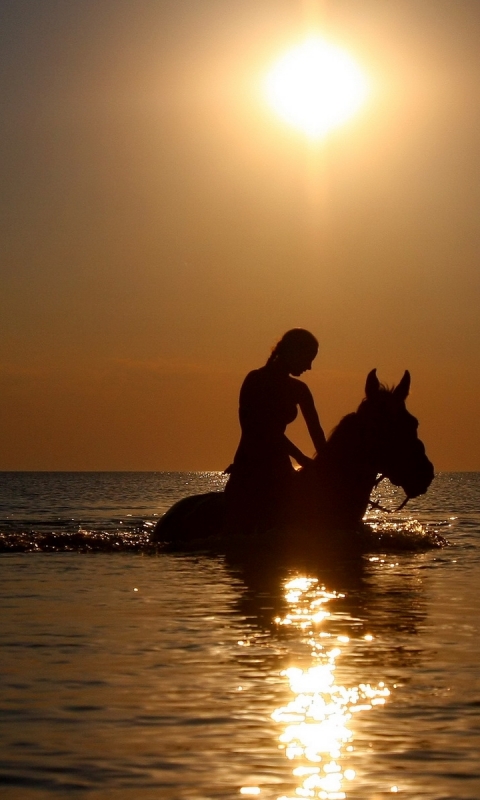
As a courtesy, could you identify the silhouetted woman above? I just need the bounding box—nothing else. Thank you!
[225,328,326,533]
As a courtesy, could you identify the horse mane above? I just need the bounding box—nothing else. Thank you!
[325,382,396,456]
[327,412,358,448]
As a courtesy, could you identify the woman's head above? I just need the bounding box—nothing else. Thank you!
[267,328,319,375]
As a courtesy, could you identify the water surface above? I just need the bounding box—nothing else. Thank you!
[0,472,479,799]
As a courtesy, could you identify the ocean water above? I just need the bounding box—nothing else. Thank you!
[0,471,479,799]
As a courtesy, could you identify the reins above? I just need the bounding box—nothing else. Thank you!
[367,474,410,514]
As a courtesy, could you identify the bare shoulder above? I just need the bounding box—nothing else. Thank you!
[289,377,313,403]
[241,368,264,389]
[240,368,266,399]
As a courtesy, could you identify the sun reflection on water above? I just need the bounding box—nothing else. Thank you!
[273,577,390,800]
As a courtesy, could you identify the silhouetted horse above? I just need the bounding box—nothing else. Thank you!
[152,370,434,551]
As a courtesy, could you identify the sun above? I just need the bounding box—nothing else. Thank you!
[264,37,369,138]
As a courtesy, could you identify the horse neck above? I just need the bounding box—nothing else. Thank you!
[323,411,379,521]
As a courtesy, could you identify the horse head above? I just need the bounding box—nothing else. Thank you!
[359,369,434,501]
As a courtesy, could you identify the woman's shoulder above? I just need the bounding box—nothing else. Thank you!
[241,367,265,387]
[240,367,269,399]
[288,377,314,403]
[288,375,311,391]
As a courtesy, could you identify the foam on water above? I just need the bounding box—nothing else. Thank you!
[0,471,450,553]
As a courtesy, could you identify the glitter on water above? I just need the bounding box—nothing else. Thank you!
[0,471,480,799]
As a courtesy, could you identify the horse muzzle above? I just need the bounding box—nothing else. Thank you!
[384,440,435,500]
[401,456,435,499]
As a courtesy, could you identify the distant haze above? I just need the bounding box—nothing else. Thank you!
[1,0,479,471]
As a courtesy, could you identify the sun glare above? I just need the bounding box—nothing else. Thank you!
[264,37,369,138]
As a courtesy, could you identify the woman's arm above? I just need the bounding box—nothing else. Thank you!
[283,435,313,468]
[296,382,327,455]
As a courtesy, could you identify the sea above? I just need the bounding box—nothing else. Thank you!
[0,471,479,800]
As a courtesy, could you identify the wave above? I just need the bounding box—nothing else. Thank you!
[0,517,448,553]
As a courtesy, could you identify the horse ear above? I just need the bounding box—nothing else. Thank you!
[393,370,411,401]
[365,369,380,399]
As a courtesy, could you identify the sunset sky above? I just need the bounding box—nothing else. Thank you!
[1,0,479,471]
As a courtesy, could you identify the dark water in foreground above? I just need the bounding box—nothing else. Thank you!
[0,472,479,799]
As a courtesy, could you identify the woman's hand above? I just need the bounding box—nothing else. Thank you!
[285,437,314,468]
[296,453,315,469]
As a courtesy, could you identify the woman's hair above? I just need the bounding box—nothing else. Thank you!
[266,328,319,365]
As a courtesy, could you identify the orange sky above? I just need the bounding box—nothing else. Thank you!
[1,0,479,471]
